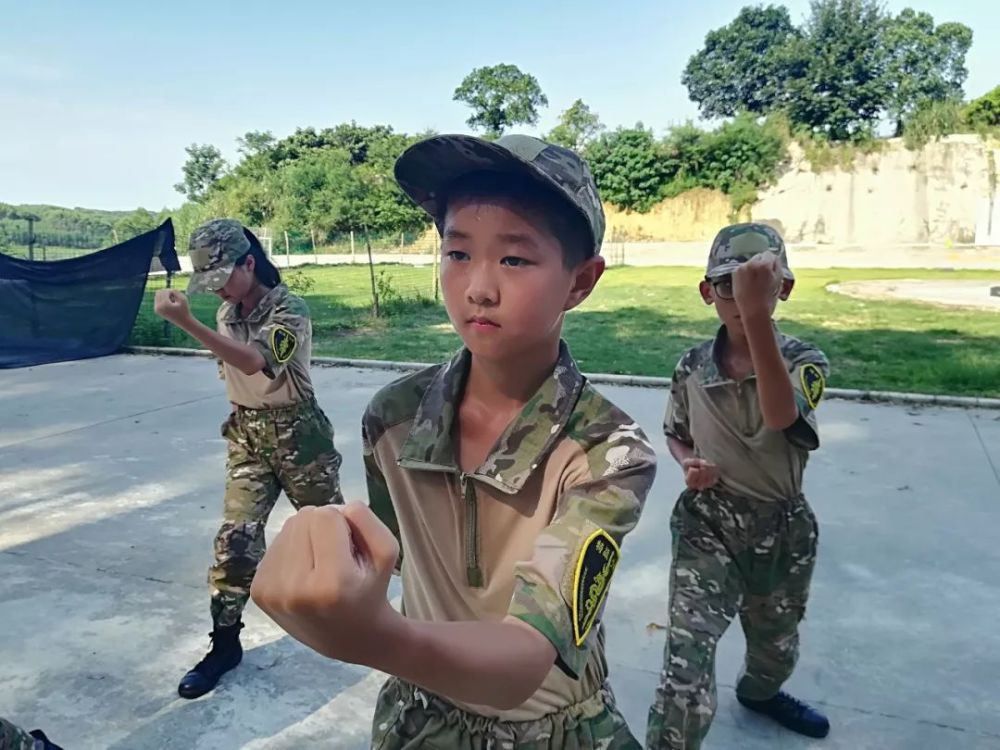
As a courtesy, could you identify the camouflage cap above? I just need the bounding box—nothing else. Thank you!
[186,218,251,295]
[706,223,794,281]
[394,134,606,257]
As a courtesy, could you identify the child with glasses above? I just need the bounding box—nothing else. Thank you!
[646,223,831,749]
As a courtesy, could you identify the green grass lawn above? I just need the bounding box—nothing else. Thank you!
[133,264,1000,398]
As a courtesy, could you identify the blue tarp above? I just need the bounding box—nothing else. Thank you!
[0,219,179,369]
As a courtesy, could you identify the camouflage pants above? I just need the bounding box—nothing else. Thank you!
[372,677,641,749]
[646,488,818,750]
[0,717,37,750]
[209,398,344,626]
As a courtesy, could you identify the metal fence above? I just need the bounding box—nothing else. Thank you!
[5,222,637,349]
[136,261,442,347]
[1,244,101,261]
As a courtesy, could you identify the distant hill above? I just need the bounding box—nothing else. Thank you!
[0,203,132,249]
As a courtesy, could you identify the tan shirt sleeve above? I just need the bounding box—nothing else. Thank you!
[508,429,656,678]
[663,355,693,445]
[362,408,403,575]
[784,345,830,451]
[214,306,227,380]
[250,297,310,380]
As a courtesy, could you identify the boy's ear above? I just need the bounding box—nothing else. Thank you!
[779,278,794,301]
[699,279,715,305]
[563,255,605,311]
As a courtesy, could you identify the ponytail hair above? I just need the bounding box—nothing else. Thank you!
[236,228,281,288]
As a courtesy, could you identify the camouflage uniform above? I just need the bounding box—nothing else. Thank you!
[360,133,653,748]
[363,343,656,749]
[373,677,636,750]
[0,718,37,750]
[646,224,829,750]
[186,219,344,627]
[210,398,344,625]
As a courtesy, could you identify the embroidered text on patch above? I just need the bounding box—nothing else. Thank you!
[572,528,620,646]
[800,363,825,410]
[270,326,297,364]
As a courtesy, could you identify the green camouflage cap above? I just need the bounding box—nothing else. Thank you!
[186,218,251,294]
[394,133,605,257]
[706,223,794,281]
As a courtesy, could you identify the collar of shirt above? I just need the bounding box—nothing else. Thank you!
[700,322,787,389]
[219,284,289,324]
[397,340,586,494]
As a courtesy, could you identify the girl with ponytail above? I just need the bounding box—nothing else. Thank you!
[153,218,344,700]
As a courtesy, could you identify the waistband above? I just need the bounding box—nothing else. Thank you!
[693,485,807,507]
[232,396,320,419]
[384,677,617,743]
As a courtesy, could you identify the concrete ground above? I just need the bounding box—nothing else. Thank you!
[1,354,999,750]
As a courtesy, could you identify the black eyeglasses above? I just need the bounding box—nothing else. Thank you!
[708,276,781,301]
[709,277,735,300]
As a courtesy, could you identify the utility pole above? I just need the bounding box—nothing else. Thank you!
[27,215,37,261]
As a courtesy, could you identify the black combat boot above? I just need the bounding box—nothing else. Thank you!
[28,729,64,750]
[177,621,244,699]
[738,690,831,738]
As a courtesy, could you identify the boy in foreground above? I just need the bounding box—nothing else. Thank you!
[250,133,657,748]
[646,224,831,749]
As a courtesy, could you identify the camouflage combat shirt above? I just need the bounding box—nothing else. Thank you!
[362,342,657,721]
[664,325,830,502]
[216,283,315,408]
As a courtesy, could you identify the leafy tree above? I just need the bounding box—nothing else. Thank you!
[584,125,670,212]
[546,99,604,151]
[964,85,1000,128]
[659,122,709,192]
[883,9,972,134]
[174,144,228,202]
[686,2,973,142]
[584,116,790,214]
[683,5,803,118]
[199,122,430,245]
[340,163,428,237]
[323,122,399,165]
[694,114,788,211]
[206,171,280,229]
[112,208,159,243]
[453,64,548,138]
[236,130,276,157]
[271,149,353,237]
[786,0,889,141]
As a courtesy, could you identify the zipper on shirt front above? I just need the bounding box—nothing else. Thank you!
[736,379,752,435]
[397,457,505,589]
[459,472,484,587]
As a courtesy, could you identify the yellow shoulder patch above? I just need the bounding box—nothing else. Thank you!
[270,325,297,364]
[572,528,620,646]
[800,363,825,410]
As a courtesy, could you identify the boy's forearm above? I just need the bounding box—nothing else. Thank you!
[371,610,555,710]
[742,312,798,430]
[176,316,266,375]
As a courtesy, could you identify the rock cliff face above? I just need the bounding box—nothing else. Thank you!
[752,135,999,246]
[603,188,738,243]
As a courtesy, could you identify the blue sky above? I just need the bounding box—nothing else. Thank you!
[1,0,996,211]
